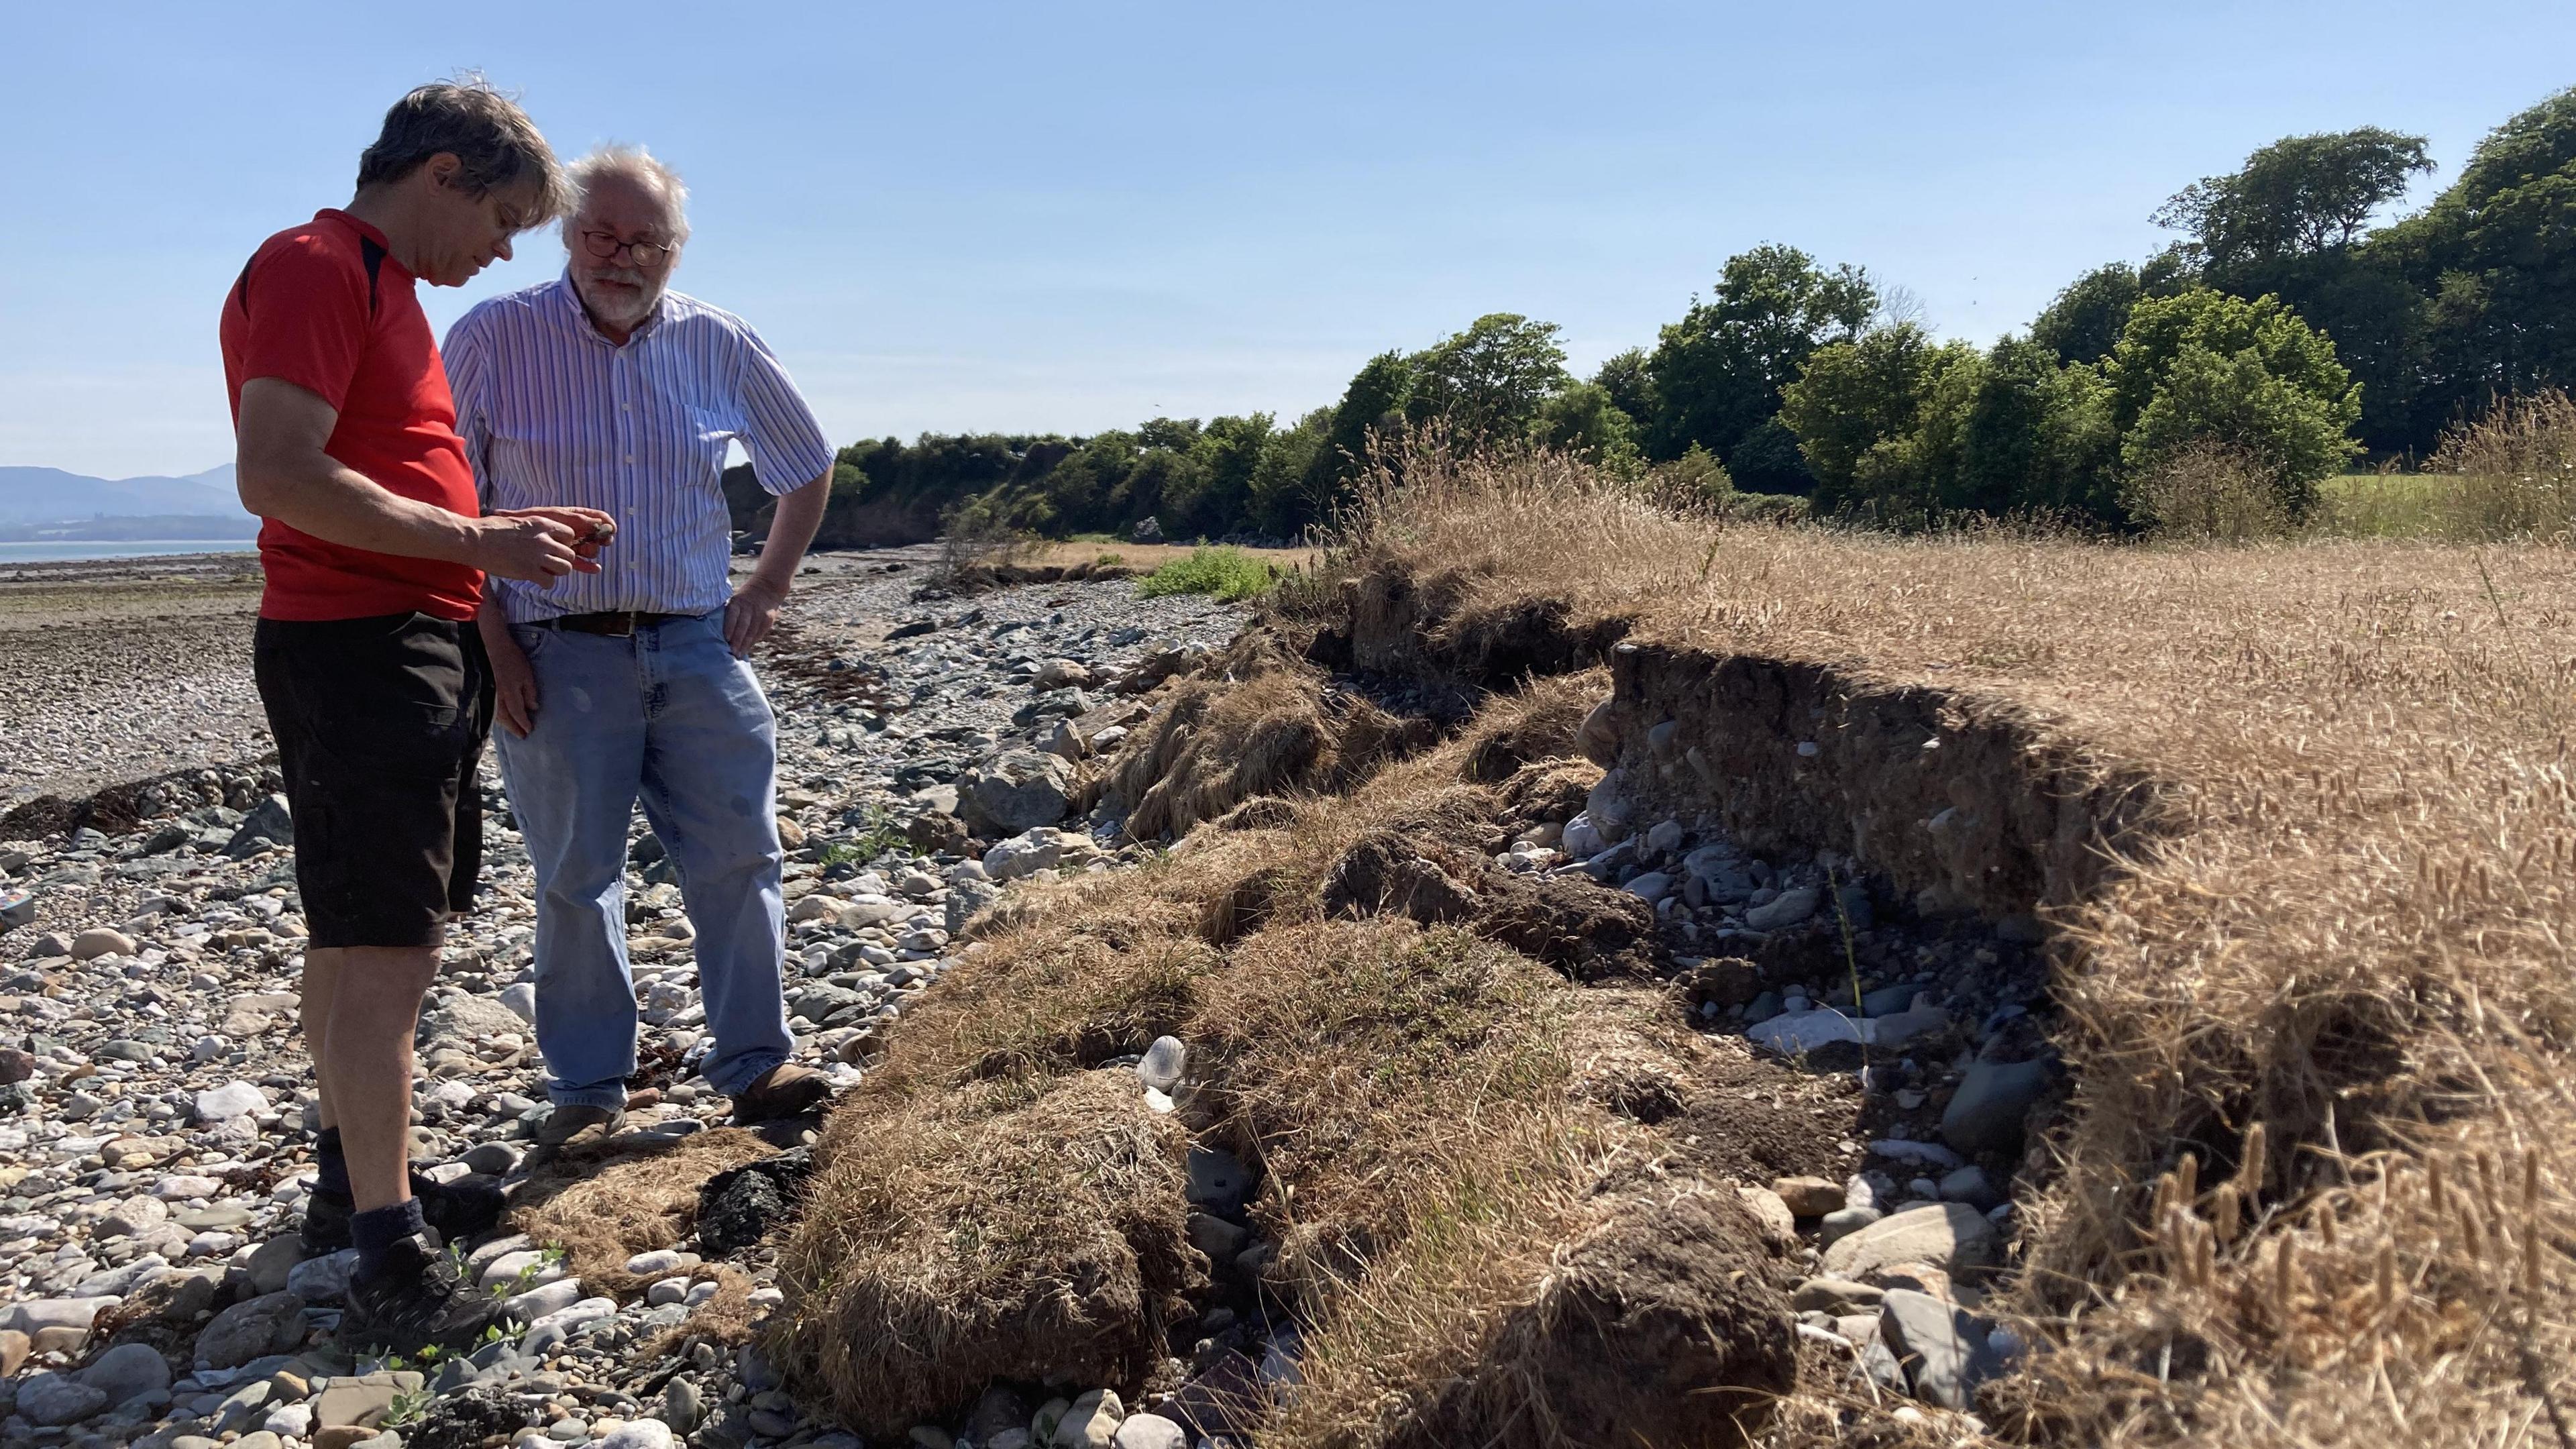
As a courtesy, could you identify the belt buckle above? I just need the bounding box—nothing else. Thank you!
[602,611,637,637]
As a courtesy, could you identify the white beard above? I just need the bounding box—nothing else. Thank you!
[576,270,663,332]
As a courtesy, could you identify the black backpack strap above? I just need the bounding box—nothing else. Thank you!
[231,257,255,316]
[358,236,388,318]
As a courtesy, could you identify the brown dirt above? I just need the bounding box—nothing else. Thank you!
[1385,1187,1798,1449]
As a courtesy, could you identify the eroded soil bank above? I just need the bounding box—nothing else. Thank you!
[769,540,2165,1446]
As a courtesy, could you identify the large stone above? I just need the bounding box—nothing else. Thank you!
[983,827,1102,882]
[417,992,526,1049]
[193,1079,270,1122]
[1137,1036,1186,1093]
[1940,1057,2052,1157]
[1878,1288,2004,1409]
[1111,1413,1187,1449]
[195,1291,307,1368]
[1053,1388,1124,1448]
[224,794,294,857]
[962,751,1075,837]
[1772,1175,1845,1217]
[98,1194,171,1238]
[1744,887,1821,931]
[288,1249,359,1303]
[1821,1203,2000,1282]
[1185,1147,1249,1214]
[0,1328,28,1377]
[247,1237,305,1295]
[16,1370,109,1426]
[314,1371,410,1430]
[77,1340,173,1404]
[3,1297,117,1336]
[598,1421,677,1449]
[71,927,138,961]
[1735,1187,1798,1248]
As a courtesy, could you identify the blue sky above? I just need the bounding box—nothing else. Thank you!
[6,1,2573,479]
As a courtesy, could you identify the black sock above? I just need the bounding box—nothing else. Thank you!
[314,1127,352,1198]
[350,1199,427,1278]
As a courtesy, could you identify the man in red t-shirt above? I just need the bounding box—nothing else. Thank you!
[222,78,615,1352]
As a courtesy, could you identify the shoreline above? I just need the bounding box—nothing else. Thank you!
[0,546,945,818]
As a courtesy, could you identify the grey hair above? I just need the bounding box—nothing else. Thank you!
[564,144,691,243]
[356,74,568,223]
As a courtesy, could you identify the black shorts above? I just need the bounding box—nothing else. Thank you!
[252,612,492,949]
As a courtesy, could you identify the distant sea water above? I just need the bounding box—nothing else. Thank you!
[0,540,260,564]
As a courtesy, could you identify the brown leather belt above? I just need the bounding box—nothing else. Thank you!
[540,610,687,637]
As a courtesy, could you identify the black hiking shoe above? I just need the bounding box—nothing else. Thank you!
[302,1171,507,1256]
[340,1230,504,1355]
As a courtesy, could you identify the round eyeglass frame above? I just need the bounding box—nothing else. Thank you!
[578,229,674,268]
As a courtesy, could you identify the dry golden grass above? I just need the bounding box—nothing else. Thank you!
[508,1128,779,1299]
[1327,442,2576,1444]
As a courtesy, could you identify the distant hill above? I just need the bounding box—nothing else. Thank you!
[0,464,246,527]
[0,513,260,543]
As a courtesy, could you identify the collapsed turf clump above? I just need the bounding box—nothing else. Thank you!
[771,1071,1201,1436]
[1090,633,1427,842]
[1385,1188,1796,1449]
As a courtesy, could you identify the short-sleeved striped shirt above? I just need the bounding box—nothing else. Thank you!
[443,274,833,623]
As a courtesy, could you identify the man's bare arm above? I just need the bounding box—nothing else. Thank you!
[235,378,608,584]
[724,470,830,655]
[749,470,830,593]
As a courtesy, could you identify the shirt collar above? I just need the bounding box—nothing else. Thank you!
[553,268,668,345]
[315,209,412,280]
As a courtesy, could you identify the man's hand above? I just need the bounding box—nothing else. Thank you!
[486,625,541,738]
[494,506,618,561]
[724,576,786,657]
[470,511,613,586]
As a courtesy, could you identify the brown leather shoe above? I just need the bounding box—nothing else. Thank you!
[531,1104,627,1160]
[729,1063,833,1124]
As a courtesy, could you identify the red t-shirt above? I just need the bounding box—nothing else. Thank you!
[220,209,484,621]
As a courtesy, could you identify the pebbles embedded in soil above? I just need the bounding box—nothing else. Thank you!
[0,547,1244,1447]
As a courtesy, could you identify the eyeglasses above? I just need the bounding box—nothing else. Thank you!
[577,229,674,268]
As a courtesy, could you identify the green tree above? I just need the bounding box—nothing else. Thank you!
[1531,381,1642,475]
[1405,313,1571,446]
[2153,127,2434,270]
[1247,410,1330,537]
[2031,264,2143,366]
[2106,290,2361,512]
[1644,244,1876,467]
[2372,86,2576,450]
[1777,324,1947,508]
[1307,350,1415,499]
[1593,347,1656,429]
[2149,127,2435,457]
[1167,414,1271,536]
[1957,340,2121,518]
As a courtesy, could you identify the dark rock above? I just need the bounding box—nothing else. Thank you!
[221,795,292,858]
[1940,1057,2053,1157]
[1878,1288,2004,1410]
[697,1148,814,1256]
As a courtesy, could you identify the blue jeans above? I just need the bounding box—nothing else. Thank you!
[493,611,792,1108]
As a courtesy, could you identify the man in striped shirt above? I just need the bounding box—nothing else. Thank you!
[445,146,835,1150]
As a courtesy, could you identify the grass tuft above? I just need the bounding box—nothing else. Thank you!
[1136,545,1283,602]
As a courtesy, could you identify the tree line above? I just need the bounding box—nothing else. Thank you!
[763,85,2573,546]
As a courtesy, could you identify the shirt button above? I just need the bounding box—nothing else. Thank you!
[625,454,635,463]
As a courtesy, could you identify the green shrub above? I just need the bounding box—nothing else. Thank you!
[1136,547,1280,602]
